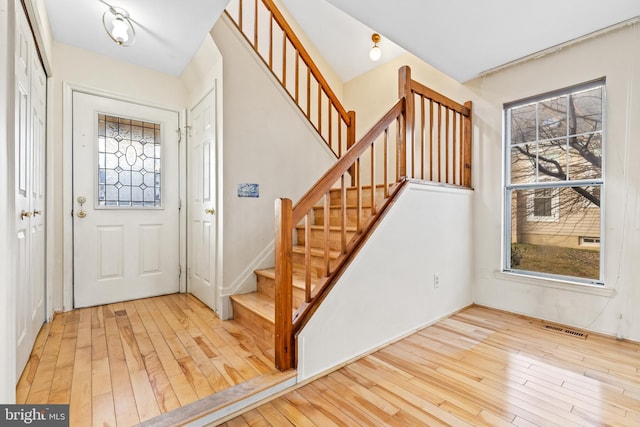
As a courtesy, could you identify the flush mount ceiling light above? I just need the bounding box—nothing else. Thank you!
[369,33,382,61]
[102,6,136,47]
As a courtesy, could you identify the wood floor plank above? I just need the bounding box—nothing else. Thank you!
[18,301,640,427]
[92,391,116,427]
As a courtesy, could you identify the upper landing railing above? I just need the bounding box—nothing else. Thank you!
[225,0,356,158]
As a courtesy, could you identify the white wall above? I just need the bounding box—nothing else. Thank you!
[298,182,473,380]
[211,15,338,317]
[466,23,640,341]
[50,42,187,311]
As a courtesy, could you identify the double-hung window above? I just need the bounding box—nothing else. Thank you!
[504,80,604,284]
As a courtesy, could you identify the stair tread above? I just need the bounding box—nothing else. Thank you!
[292,245,341,258]
[294,224,357,231]
[255,268,322,289]
[314,203,373,209]
[230,292,274,323]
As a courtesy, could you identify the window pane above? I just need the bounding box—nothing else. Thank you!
[570,87,603,135]
[510,103,536,144]
[568,133,602,180]
[97,114,162,207]
[538,95,567,139]
[509,186,600,280]
[537,139,567,182]
[510,144,536,184]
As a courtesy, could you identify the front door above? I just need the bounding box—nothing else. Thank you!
[187,89,217,311]
[72,92,180,307]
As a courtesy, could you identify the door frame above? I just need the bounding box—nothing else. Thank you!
[62,82,187,310]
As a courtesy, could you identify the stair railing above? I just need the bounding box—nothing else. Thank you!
[274,66,473,370]
[225,0,356,157]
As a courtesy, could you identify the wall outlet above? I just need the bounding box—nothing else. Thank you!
[433,273,440,288]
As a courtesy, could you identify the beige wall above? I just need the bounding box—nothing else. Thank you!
[467,23,640,340]
[50,42,187,311]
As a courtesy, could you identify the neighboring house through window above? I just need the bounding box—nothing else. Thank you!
[504,80,604,284]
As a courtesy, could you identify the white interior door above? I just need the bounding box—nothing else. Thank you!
[73,92,181,307]
[188,89,217,311]
[15,4,46,380]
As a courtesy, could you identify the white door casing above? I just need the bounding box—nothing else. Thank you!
[15,3,46,381]
[188,89,218,311]
[72,92,181,307]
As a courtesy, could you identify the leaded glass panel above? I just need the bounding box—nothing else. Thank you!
[98,114,162,207]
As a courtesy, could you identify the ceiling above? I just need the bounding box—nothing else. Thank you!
[45,0,228,76]
[45,0,640,82]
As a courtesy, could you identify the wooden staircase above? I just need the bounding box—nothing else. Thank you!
[225,0,473,372]
[230,185,386,346]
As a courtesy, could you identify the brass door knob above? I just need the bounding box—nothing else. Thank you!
[20,210,32,220]
[33,210,42,216]
[205,208,215,215]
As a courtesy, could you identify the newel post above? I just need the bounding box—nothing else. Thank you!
[398,66,414,180]
[462,101,473,188]
[274,198,294,370]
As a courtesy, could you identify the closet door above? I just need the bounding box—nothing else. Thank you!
[15,2,46,381]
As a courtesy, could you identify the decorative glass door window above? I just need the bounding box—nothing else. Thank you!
[97,114,162,207]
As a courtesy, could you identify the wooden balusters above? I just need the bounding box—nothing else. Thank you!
[463,101,473,188]
[225,0,354,158]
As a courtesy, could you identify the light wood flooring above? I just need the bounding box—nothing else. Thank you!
[16,293,275,426]
[221,305,640,426]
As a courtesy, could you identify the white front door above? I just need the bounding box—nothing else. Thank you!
[73,92,181,307]
[15,4,46,380]
[187,89,217,311]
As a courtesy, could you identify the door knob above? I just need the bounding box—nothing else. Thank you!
[33,210,42,216]
[205,208,215,215]
[20,210,32,220]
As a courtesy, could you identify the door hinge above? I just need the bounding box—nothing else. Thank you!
[178,199,182,211]
[179,265,182,278]
[177,128,182,143]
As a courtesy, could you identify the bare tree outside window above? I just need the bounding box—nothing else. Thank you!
[505,82,604,283]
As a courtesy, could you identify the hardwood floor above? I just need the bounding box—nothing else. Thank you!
[221,306,640,426]
[16,293,275,426]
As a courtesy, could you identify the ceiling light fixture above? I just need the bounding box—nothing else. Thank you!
[103,6,136,47]
[369,33,382,61]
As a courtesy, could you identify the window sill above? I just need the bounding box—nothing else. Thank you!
[493,270,616,298]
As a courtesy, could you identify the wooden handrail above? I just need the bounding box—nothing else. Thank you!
[291,100,404,226]
[225,0,355,157]
[273,66,473,370]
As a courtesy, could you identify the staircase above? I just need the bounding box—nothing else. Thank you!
[224,0,473,371]
[230,185,387,347]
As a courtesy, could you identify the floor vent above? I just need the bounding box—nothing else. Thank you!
[543,324,588,339]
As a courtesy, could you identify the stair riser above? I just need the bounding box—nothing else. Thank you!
[292,251,339,276]
[296,228,356,251]
[257,275,306,308]
[232,302,274,343]
[312,206,372,227]
[329,186,387,205]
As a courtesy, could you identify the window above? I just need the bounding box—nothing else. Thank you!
[97,114,162,207]
[504,80,604,284]
[527,188,559,221]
